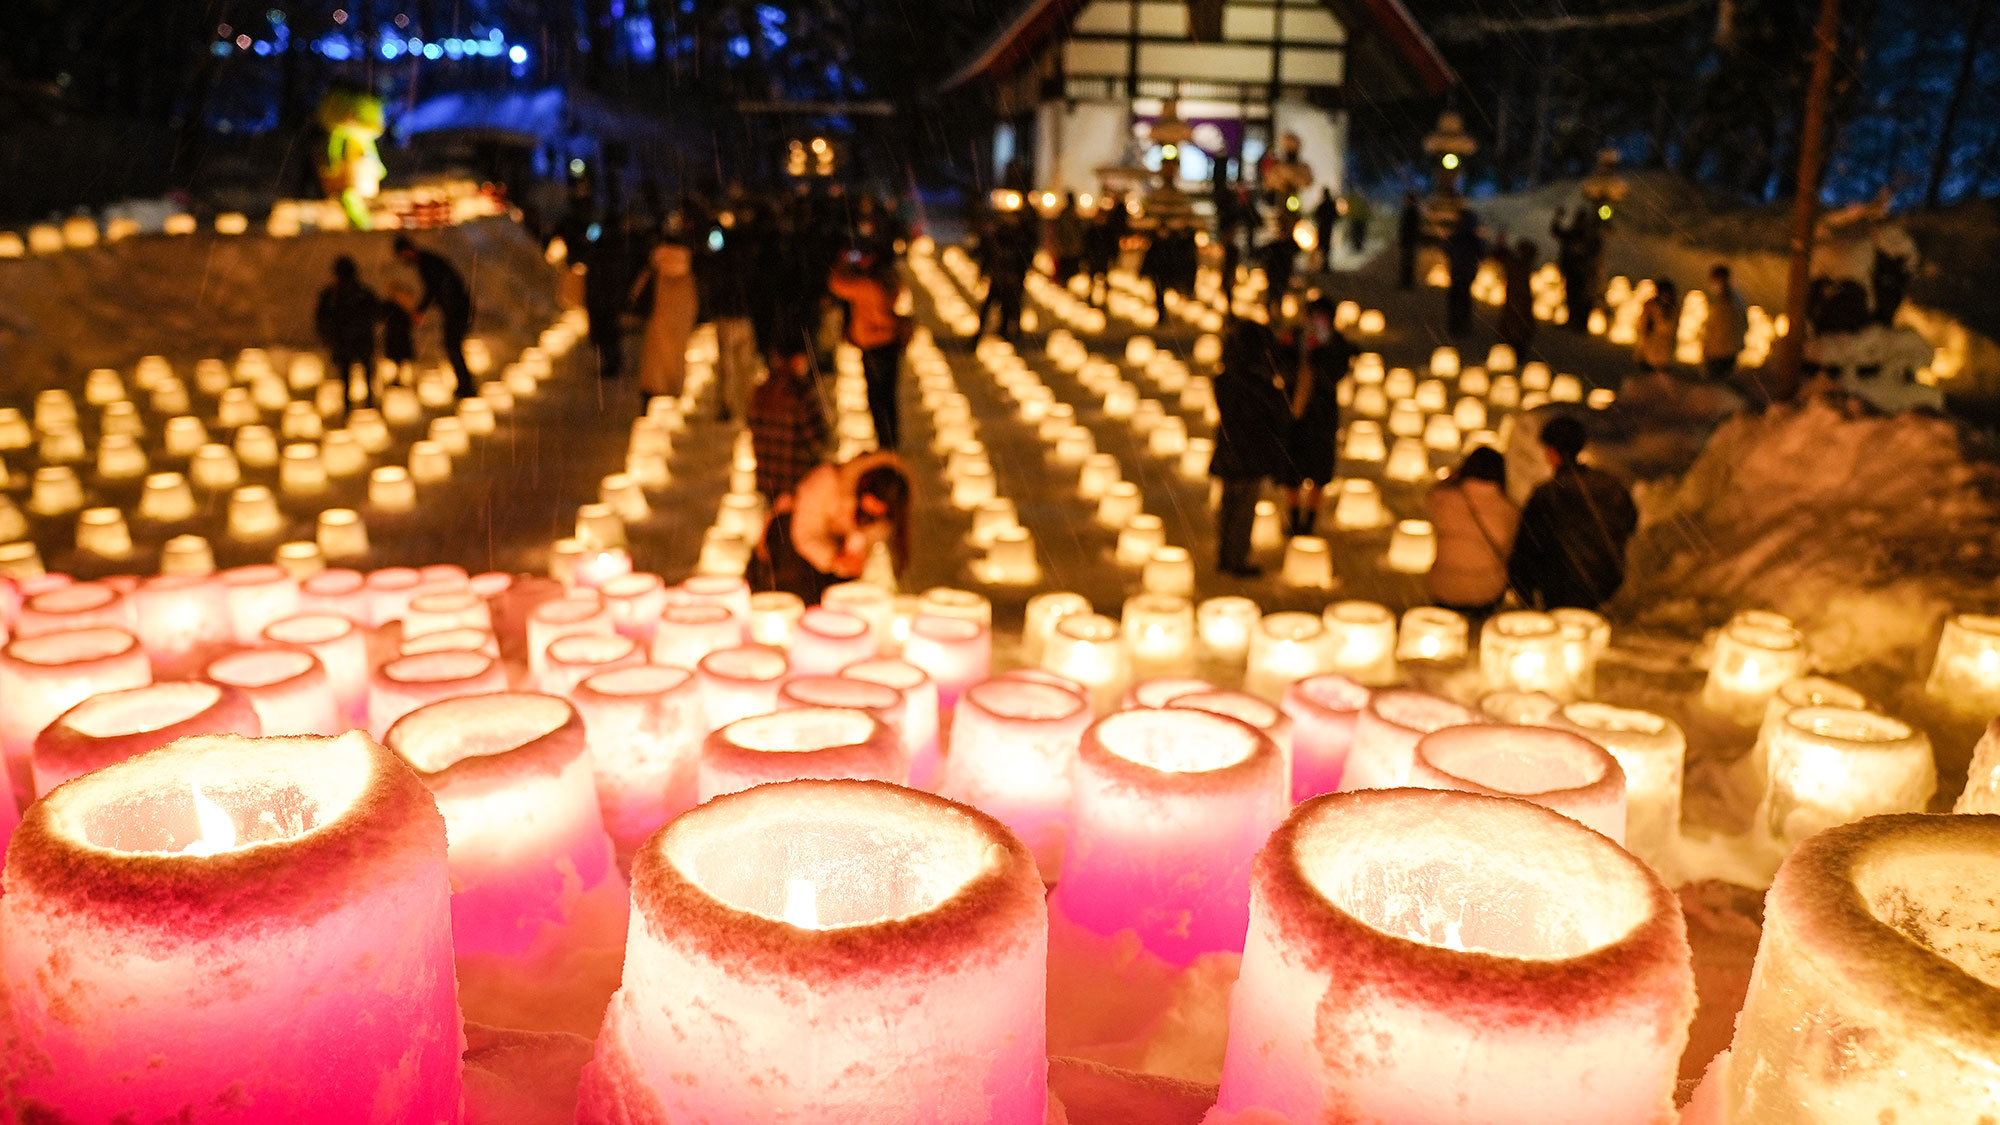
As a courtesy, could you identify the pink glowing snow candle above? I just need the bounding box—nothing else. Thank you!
[600,571,670,642]
[1408,723,1627,842]
[1339,688,1477,791]
[575,547,633,590]
[539,631,645,696]
[1123,675,1214,708]
[204,647,341,736]
[15,581,128,638]
[1217,788,1695,1124]
[698,705,904,800]
[843,657,943,790]
[0,627,151,803]
[779,675,905,750]
[403,589,493,638]
[363,566,425,626]
[1053,708,1287,962]
[651,602,743,669]
[790,606,877,676]
[219,563,300,644]
[33,681,258,796]
[526,590,613,684]
[696,644,790,727]
[1715,813,2000,1120]
[400,626,500,658]
[1281,673,1372,799]
[901,614,991,711]
[386,692,623,959]
[0,731,461,1122]
[942,677,1094,877]
[261,612,368,723]
[130,573,233,676]
[298,566,367,620]
[670,573,753,622]
[368,649,508,737]
[572,663,707,867]
[576,779,1048,1124]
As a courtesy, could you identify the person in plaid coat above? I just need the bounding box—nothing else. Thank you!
[749,323,828,502]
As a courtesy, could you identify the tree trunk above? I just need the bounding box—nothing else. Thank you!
[1773,0,1842,401]
[1525,34,1557,183]
[1927,0,1996,207]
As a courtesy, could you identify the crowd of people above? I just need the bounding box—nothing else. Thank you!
[311,235,476,409]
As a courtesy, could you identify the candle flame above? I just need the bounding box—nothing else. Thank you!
[1418,636,1440,658]
[1979,649,2000,677]
[782,877,822,930]
[181,784,237,856]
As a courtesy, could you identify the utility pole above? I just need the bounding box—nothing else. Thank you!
[1772,0,1841,402]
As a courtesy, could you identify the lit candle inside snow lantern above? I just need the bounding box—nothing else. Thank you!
[1716,813,2000,1121]
[572,663,707,867]
[1409,723,1626,842]
[385,692,623,962]
[15,581,127,638]
[942,677,1093,877]
[0,731,461,1122]
[403,589,492,639]
[1216,788,1694,1124]
[1557,703,1686,878]
[1197,596,1261,661]
[1023,591,1090,665]
[650,602,743,669]
[1053,708,1286,962]
[526,590,613,685]
[1124,676,1214,709]
[1480,610,1574,698]
[1481,689,1564,725]
[1120,593,1196,671]
[696,644,790,728]
[600,571,669,642]
[262,611,367,723]
[1323,600,1399,686]
[778,677,905,774]
[220,564,300,645]
[1397,606,1468,663]
[203,647,340,736]
[131,574,232,675]
[1339,688,1477,791]
[1746,675,1870,798]
[671,573,754,622]
[748,590,805,647]
[1245,611,1332,702]
[1924,612,2000,717]
[1041,612,1130,713]
[843,657,943,790]
[367,649,507,738]
[698,705,904,801]
[401,627,499,658]
[1702,616,1808,724]
[32,681,258,797]
[0,627,151,803]
[1281,673,1372,799]
[789,606,877,676]
[916,586,993,626]
[575,779,1048,1124]
[540,630,645,696]
[1761,707,1935,851]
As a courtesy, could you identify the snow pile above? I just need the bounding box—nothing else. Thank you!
[1620,399,2000,672]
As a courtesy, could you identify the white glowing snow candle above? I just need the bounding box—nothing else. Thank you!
[1324,600,1399,686]
[844,657,943,790]
[572,663,706,866]
[696,644,789,728]
[204,647,340,736]
[367,649,508,738]
[1216,788,1694,1124]
[789,606,877,676]
[1558,702,1686,878]
[1924,612,2000,717]
[1409,723,1626,841]
[1480,610,1574,698]
[0,627,151,801]
[1761,707,1935,850]
[1245,611,1332,701]
[576,779,1048,1124]
[1702,616,1808,724]
[1339,688,1477,791]
[1041,612,1129,713]
[942,676,1093,876]
[0,731,461,1122]
[1053,708,1286,962]
[698,705,904,800]
[901,615,991,711]
[262,611,368,723]
[539,631,645,696]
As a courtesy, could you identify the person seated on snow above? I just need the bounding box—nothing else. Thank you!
[752,451,910,603]
[1507,415,1638,612]
[1426,446,1520,620]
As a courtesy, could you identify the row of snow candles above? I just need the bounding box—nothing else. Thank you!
[913,338,1044,584]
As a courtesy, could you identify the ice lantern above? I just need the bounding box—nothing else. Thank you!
[1713,813,2000,1123]
[0,732,461,1123]
[1216,789,1695,1125]
[1761,706,1935,850]
[943,677,1094,877]
[698,705,905,801]
[386,693,623,962]
[1052,708,1286,963]
[1702,615,1808,724]
[1558,703,1686,879]
[1480,610,1574,698]
[203,647,341,736]
[576,780,1049,1125]
[1409,723,1627,842]
[1924,612,2000,716]
[1282,673,1373,799]
[696,644,791,728]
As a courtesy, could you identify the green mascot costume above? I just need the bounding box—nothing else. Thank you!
[317,88,386,230]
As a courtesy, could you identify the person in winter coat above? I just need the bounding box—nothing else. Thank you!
[1278,297,1356,536]
[748,320,828,502]
[1050,196,1088,283]
[1424,446,1520,615]
[753,451,910,602]
[578,208,639,382]
[1143,223,1200,322]
[1508,415,1639,611]
[1551,206,1604,333]
[980,213,1032,341]
[1396,191,1422,289]
[1082,196,1128,306]
[700,219,760,421]
[393,236,476,397]
[1210,315,1295,577]
[1443,210,1485,337]
[1702,264,1748,382]
[827,253,908,450]
[1498,237,1539,354]
[1635,278,1679,374]
[316,256,379,409]
[632,235,699,408]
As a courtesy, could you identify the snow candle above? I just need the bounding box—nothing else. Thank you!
[367,650,508,738]
[525,590,613,686]
[1746,676,1870,798]
[1323,600,1399,687]
[1409,723,1627,842]
[1480,611,1574,698]
[539,631,644,696]
[1761,706,1935,851]
[386,692,621,959]
[1053,708,1286,962]
[0,731,461,1122]
[131,573,233,676]
[1281,673,1372,799]
[843,657,944,790]
[572,663,707,867]
[696,644,790,728]
[1716,813,2000,1122]
[901,615,992,711]
[1338,688,1476,791]
[203,647,340,736]
[1924,612,2000,717]
[1396,606,1468,663]
[576,779,1048,1124]
[262,612,369,723]
[790,607,878,676]
[698,705,905,801]
[1217,788,1694,1124]
[1702,616,1808,724]
[0,627,152,803]
[942,676,1094,877]
[32,681,259,797]
[1559,702,1687,878]
[1041,612,1130,713]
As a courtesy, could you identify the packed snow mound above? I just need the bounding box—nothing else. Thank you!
[1620,398,2000,671]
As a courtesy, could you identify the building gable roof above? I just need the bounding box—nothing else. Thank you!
[941,0,1454,98]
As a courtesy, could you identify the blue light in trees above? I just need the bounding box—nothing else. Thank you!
[509,45,529,64]
[729,35,751,58]
[423,42,442,59]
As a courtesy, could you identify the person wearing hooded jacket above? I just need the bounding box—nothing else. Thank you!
[1210,315,1295,577]
[1508,415,1638,610]
[1425,446,1520,616]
